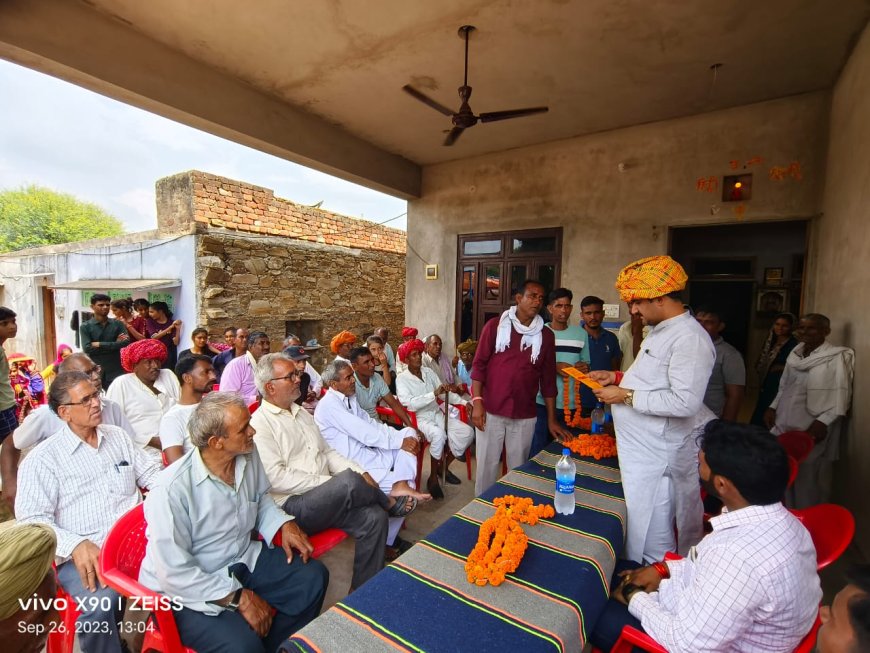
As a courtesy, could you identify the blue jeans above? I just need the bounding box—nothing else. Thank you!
[56,560,125,653]
[588,559,645,652]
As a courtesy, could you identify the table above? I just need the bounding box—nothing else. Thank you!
[285,442,626,653]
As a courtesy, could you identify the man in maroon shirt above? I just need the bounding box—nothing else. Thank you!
[471,280,572,494]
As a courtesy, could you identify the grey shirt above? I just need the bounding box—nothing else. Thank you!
[703,338,746,417]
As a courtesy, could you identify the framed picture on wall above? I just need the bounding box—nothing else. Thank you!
[764,267,784,286]
[756,288,787,314]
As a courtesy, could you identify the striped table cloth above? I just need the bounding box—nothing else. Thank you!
[285,442,626,653]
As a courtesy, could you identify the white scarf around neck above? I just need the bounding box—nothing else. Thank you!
[495,306,544,363]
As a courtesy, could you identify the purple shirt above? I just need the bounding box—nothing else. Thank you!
[471,316,557,419]
[218,353,258,405]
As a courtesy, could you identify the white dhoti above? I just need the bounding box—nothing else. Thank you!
[415,411,474,461]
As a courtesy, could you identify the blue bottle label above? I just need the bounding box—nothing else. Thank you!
[556,480,575,494]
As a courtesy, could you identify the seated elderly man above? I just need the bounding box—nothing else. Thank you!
[422,334,462,390]
[283,336,323,396]
[455,338,477,390]
[16,371,161,653]
[396,339,474,499]
[282,345,320,414]
[329,330,357,364]
[159,354,217,464]
[106,339,180,462]
[219,330,271,405]
[141,392,327,653]
[252,353,412,590]
[1,352,133,512]
[590,420,821,653]
[316,360,430,555]
[395,326,418,374]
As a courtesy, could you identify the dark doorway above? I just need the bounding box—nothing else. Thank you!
[687,280,754,357]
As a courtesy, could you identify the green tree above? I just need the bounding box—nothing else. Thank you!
[0,185,125,252]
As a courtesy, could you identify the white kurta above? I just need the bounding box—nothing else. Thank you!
[612,311,715,563]
[395,368,474,460]
[314,388,417,489]
[105,370,180,460]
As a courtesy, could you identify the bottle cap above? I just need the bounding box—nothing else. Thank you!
[562,448,571,456]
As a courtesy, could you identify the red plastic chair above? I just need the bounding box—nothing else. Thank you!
[609,612,821,653]
[45,582,80,653]
[98,504,349,653]
[790,503,855,570]
[248,400,260,414]
[778,431,814,464]
[786,455,799,488]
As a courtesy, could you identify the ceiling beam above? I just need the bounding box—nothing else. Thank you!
[0,0,421,199]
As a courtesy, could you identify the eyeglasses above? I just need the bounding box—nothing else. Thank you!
[84,365,102,378]
[61,391,102,407]
[270,372,302,383]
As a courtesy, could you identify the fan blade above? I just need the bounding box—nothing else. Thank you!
[402,85,455,117]
[479,106,548,123]
[443,127,465,146]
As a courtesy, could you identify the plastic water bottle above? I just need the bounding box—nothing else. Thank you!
[554,448,576,515]
[590,402,606,435]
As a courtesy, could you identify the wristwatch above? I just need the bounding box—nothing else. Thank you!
[623,389,634,407]
[210,587,244,612]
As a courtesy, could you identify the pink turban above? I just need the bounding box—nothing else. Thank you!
[121,339,167,372]
[397,338,425,363]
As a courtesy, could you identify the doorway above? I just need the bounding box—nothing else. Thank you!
[457,228,562,342]
[40,286,57,367]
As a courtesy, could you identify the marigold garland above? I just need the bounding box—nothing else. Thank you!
[564,433,618,460]
[563,378,591,430]
[465,495,555,587]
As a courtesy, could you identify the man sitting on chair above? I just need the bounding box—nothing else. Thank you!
[590,420,821,653]
[140,392,328,653]
[16,371,161,653]
[315,360,430,557]
[251,353,417,591]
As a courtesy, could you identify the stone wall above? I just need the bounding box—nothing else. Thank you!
[154,170,408,368]
[196,233,406,370]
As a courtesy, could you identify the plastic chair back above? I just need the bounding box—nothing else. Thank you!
[248,400,260,414]
[786,455,799,488]
[778,431,814,464]
[791,503,855,570]
[45,582,79,653]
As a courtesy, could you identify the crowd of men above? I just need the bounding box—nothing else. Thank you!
[0,251,865,653]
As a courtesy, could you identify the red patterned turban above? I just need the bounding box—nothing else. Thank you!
[121,339,167,372]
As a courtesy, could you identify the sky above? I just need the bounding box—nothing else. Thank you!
[0,59,408,232]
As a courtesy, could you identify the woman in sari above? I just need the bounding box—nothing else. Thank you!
[750,312,798,426]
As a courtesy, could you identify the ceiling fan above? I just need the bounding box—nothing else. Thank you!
[403,25,548,146]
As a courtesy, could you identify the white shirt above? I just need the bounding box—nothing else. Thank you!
[13,398,133,450]
[158,402,198,452]
[139,446,291,615]
[629,503,821,653]
[304,362,323,395]
[396,367,466,423]
[105,370,181,449]
[250,399,364,506]
[617,320,650,372]
[15,424,160,560]
[770,342,846,430]
[314,388,411,483]
[613,311,716,562]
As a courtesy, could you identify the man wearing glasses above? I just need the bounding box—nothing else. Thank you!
[1,353,133,514]
[16,370,161,653]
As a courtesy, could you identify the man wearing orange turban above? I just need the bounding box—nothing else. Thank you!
[588,255,715,564]
[330,331,357,361]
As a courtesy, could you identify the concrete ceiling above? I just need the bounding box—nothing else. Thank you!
[0,0,867,198]
[81,0,869,166]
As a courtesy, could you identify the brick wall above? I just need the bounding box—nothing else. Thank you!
[157,170,406,254]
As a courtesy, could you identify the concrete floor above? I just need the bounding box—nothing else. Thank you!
[317,455,477,612]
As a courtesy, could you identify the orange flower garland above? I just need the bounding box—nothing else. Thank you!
[564,433,618,460]
[563,378,591,430]
[465,495,555,587]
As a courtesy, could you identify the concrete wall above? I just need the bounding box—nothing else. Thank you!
[0,235,197,367]
[407,92,828,349]
[811,22,870,560]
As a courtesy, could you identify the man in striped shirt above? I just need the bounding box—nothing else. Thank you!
[16,371,161,653]
[591,420,821,652]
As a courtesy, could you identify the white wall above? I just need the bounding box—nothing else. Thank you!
[0,234,197,366]
[407,92,828,350]
[811,21,870,560]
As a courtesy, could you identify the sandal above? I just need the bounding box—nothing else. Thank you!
[388,495,418,518]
